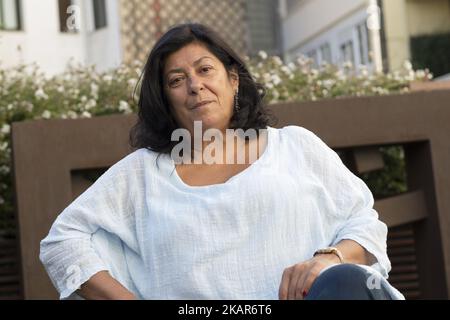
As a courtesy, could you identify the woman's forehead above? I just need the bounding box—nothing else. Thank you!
[164,43,219,70]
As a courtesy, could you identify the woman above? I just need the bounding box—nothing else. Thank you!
[40,23,404,300]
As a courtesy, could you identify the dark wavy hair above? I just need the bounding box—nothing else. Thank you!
[129,23,277,154]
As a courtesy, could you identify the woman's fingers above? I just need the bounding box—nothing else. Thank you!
[278,266,293,300]
[294,269,309,300]
[301,269,320,298]
[287,264,305,300]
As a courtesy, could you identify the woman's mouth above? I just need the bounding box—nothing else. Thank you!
[191,100,214,109]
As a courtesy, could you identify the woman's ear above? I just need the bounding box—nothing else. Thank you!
[229,68,239,90]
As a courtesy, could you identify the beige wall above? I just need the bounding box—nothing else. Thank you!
[407,0,450,36]
[382,0,410,70]
[382,0,450,71]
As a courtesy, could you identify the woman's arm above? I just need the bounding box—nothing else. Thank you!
[334,239,377,265]
[77,271,136,300]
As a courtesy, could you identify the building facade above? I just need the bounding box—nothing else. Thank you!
[0,0,281,75]
[0,0,122,75]
[280,0,450,74]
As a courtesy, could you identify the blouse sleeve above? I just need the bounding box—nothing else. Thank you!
[39,154,137,299]
[291,126,391,278]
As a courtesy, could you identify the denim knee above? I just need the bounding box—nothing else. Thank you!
[305,264,394,300]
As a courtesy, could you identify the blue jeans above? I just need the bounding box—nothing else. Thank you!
[305,264,398,300]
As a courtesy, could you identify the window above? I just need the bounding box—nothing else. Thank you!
[0,0,21,31]
[320,43,332,63]
[340,40,355,65]
[357,22,369,65]
[307,49,318,67]
[92,0,107,30]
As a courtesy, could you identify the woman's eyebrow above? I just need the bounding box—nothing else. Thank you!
[166,56,213,76]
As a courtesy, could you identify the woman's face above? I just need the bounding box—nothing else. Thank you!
[163,42,239,134]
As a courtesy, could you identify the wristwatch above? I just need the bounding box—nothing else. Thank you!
[313,247,344,263]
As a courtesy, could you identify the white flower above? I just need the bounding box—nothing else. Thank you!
[272,89,280,101]
[263,73,271,83]
[102,75,113,83]
[403,60,413,71]
[343,61,353,69]
[296,55,310,67]
[67,111,78,119]
[57,85,65,93]
[323,79,335,89]
[85,99,97,110]
[7,104,14,111]
[0,196,4,205]
[22,102,34,112]
[119,100,132,114]
[35,88,49,100]
[271,74,282,86]
[128,78,138,88]
[287,62,296,71]
[0,165,10,174]
[80,95,87,103]
[310,69,319,78]
[415,70,425,79]
[358,65,369,77]
[70,88,80,98]
[81,111,92,118]
[258,51,268,60]
[280,66,291,75]
[1,124,11,135]
[272,56,283,66]
[42,110,51,119]
[90,83,99,96]
[0,142,8,152]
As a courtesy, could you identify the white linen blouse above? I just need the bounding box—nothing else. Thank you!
[40,125,403,299]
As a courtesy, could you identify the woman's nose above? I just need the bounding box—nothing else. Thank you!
[188,76,204,94]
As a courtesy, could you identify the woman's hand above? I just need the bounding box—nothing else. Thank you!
[77,271,137,300]
[278,254,341,300]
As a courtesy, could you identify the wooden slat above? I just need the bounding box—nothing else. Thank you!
[375,190,428,227]
[388,246,416,256]
[387,223,421,299]
[0,275,20,285]
[389,273,419,283]
[387,238,415,248]
[350,146,384,173]
[404,291,421,299]
[388,229,414,238]
[390,264,418,274]
[394,281,421,291]
[0,266,19,276]
[0,284,21,294]
[389,255,417,264]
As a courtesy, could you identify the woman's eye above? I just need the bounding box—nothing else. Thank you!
[200,66,213,73]
[169,77,183,87]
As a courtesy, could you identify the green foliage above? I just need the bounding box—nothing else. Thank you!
[411,32,450,78]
